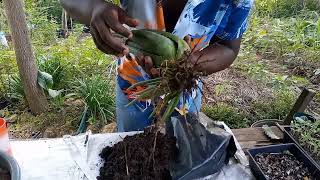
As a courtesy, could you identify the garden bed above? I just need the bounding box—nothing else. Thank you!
[97,127,176,180]
[248,144,320,180]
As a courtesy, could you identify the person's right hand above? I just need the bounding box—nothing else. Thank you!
[90,0,139,56]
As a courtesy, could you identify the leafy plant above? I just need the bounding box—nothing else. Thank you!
[72,75,115,124]
[252,90,295,120]
[5,74,25,102]
[37,56,68,90]
[292,119,320,161]
[203,103,249,129]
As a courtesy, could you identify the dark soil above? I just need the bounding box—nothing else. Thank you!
[0,167,10,180]
[292,132,320,165]
[255,152,313,180]
[98,127,176,180]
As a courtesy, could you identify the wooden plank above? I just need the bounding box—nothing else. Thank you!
[232,126,284,154]
[232,126,283,142]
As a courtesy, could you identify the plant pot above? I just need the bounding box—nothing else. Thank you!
[0,151,21,180]
[251,119,283,128]
[248,143,320,180]
[283,126,320,169]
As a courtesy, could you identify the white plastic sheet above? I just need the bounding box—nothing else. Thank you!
[11,132,140,180]
[10,121,255,180]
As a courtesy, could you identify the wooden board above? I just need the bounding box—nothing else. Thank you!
[232,126,283,152]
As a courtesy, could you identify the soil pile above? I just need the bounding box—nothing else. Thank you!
[255,152,312,180]
[98,127,176,180]
[0,167,10,180]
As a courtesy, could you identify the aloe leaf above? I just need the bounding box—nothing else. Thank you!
[127,78,162,90]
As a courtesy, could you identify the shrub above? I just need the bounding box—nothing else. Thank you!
[255,0,320,18]
[252,90,295,120]
[72,75,115,124]
[203,103,249,129]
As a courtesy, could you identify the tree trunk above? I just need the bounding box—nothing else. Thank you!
[3,0,48,114]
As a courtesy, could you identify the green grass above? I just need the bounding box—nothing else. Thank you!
[251,90,296,121]
[203,103,249,129]
[72,75,115,124]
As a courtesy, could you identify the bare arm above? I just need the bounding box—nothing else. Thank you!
[60,0,98,25]
[60,0,139,55]
[190,37,241,75]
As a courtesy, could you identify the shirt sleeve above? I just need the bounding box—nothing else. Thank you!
[215,0,253,40]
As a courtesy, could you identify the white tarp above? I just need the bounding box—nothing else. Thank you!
[11,131,140,180]
[10,121,254,180]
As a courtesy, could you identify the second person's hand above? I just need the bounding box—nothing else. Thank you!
[135,35,196,78]
[89,0,139,56]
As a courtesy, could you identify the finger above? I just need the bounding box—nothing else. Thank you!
[135,53,145,67]
[94,19,129,55]
[184,35,192,46]
[90,27,115,54]
[150,68,160,78]
[117,7,140,28]
[190,51,203,65]
[106,9,132,38]
[144,56,154,75]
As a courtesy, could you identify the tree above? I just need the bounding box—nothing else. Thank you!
[3,0,48,114]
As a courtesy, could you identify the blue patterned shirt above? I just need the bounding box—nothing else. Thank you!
[118,0,254,112]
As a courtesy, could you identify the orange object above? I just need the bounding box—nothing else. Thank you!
[0,118,12,155]
[156,2,165,31]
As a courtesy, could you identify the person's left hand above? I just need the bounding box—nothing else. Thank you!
[135,54,159,78]
[183,35,204,70]
[135,35,203,77]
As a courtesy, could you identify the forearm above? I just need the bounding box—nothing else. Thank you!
[60,0,103,25]
[198,44,237,74]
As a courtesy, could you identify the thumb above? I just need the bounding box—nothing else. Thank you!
[184,35,192,47]
[118,7,140,28]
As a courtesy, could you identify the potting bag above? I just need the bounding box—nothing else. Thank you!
[166,114,237,180]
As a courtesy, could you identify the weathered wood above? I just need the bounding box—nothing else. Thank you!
[232,126,283,153]
[284,88,315,125]
[3,0,48,114]
[232,127,283,141]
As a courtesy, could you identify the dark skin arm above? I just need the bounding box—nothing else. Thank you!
[60,0,240,76]
[60,0,139,55]
[188,36,241,75]
[143,36,241,76]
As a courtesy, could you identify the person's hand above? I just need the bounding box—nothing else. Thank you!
[135,54,160,78]
[90,0,139,56]
[183,35,203,68]
[135,35,199,77]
